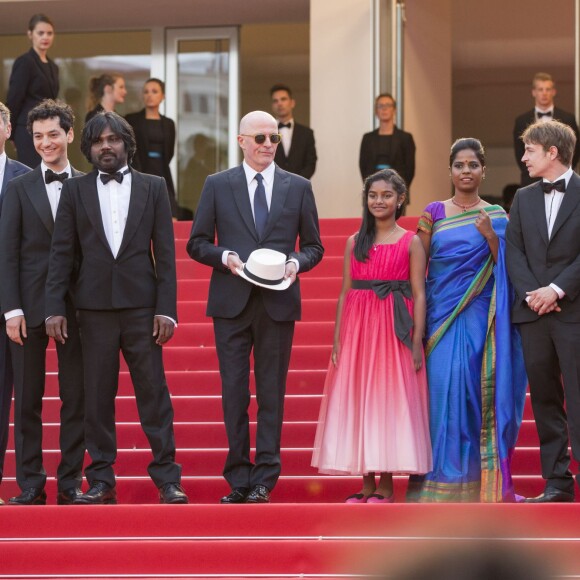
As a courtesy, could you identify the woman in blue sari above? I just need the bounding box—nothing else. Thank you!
[417,138,527,502]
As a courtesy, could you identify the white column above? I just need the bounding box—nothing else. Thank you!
[310,0,375,218]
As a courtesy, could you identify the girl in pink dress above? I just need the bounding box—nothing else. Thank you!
[311,169,432,502]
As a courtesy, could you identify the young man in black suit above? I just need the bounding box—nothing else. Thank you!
[271,84,318,179]
[0,102,31,504]
[0,100,83,505]
[513,73,580,186]
[46,112,187,505]
[506,119,580,503]
[188,110,323,503]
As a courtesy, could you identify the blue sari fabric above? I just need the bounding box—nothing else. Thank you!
[418,205,527,502]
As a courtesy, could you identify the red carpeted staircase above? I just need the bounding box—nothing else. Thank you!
[2,217,580,579]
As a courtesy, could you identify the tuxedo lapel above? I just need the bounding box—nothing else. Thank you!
[550,173,580,241]
[261,166,290,240]
[1,159,15,197]
[79,171,112,253]
[229,166,258,239]
[529,183,550,246]
[24,167,54,235]
[117,170,149,257]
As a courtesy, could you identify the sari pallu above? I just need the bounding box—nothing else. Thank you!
[418,205,527,502]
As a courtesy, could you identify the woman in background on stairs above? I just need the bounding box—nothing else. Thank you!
[417,138,527,502]
[311,169,432,503]
[85,73,126,123]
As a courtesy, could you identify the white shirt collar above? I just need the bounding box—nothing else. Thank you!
[0,152,6,171]
[98,165,129,177]
[543,167,573,187]
[242,160,275,186]
[41,161,72,182]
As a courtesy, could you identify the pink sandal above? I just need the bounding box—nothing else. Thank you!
[366,493,395,504]
[345,493,369,504]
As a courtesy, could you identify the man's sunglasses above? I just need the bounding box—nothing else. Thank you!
[240,133,282,144]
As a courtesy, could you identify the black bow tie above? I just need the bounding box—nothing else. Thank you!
[278,122,292,129]
[45,169,69,184]
[537,111,553,118]
[541,179,566,194]
[100,169,128,185]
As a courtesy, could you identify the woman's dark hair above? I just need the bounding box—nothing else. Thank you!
[145,77,165,94]
[353,168,407,262]
[28,14,54,32]
[449,137,486,166]
[80,111,136,165]
[87,73,122,109]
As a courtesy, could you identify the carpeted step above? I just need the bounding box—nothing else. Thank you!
[11,419,542,451]
[177,277,342,300]
[0,474,550,506]
[44,368,328,396]
[3,446,557,478]
[176,298,338,322]
[45,344,332,372]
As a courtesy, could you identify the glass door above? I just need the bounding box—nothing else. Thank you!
[165,27,239,215]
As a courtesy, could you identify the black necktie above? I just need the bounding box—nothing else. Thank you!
[537,111,552,118]
[254,174,268,237]
[100,169,128,185]
[45,169,69,184]
[278,122,292,129]
[541,179,566,194]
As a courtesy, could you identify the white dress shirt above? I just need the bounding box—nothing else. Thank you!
[543,166,572,299]
[278,119,294,157]
[0,152,6,195]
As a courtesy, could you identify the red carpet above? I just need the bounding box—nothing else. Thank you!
[2,217,580,578]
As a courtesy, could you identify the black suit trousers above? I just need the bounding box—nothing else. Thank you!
[0,321,13,483]
[519,315,580,493]
[11,307,84,491]
[213,287,295,491]
[78,308,180,488]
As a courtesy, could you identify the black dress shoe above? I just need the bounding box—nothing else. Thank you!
[8,488,47,505]
[57,487,83,505]
[220,488,249,504]
[74,481,117,505]
[525,489,575,503]
[159,482,189,504]
[246,484,270,504]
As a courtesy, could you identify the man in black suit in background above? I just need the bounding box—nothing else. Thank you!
[513,72,580,186]
[188,111,323,503]
[0,100,83,505]
[46,112,187,505]
[271,84,317,179]
[0,102,31,504]
[506,120,580,503]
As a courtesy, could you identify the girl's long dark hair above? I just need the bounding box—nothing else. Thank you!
[353,169,407,262]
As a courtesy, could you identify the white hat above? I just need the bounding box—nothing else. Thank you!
[236,248,292,291]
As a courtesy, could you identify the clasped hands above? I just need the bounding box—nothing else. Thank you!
[526,286,561,315]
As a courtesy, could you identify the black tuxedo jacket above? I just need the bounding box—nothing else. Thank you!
[274,123,317,179]
[513,108,580,185]
[359,126,416,187]
[0,165,81,327]
[6,49,59,128]
[506,172,580,323]
[46,169,177,320]
[187,164,323,321]
[125,109,176,173]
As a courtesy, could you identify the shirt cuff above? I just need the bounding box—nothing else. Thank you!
[549,283,565,299]
[155,315,177,327]
[5,309,24,321]
[222,250,238,266]
[287,258,300,272]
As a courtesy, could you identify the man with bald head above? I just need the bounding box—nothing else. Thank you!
[187,111,323,503]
